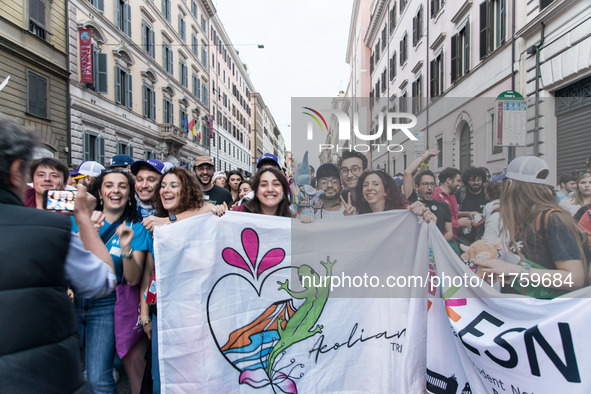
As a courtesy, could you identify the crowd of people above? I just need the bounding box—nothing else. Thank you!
[2,113,591,393]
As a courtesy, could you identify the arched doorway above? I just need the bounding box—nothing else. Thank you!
[459,122,471,172]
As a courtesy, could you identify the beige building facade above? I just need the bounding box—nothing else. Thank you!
[0,0,70,162]
[67,0,213,168]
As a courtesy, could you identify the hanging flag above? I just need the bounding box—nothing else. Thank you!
[181,116,189,133]
[194,119,201,139]
[188,119,196,136]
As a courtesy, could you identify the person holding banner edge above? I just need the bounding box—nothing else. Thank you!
[473,156,588,296]
[141,167,226,392]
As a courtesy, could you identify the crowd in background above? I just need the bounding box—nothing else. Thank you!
[2,114,591,393]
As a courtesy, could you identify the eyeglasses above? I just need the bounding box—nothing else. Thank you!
[420,182,436,188]
[340,166,362,176]
[318,178,340,187]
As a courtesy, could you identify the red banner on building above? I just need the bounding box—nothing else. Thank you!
[79,29,93,84]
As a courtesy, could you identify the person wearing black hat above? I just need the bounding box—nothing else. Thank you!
[314,163,353,219]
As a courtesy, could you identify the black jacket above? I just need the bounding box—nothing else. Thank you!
[0,185,86,393]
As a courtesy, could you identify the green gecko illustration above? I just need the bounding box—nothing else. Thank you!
[266,256,336,377]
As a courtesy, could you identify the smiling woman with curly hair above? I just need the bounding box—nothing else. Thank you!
[153,167,204,217]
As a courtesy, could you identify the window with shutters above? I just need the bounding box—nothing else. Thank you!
[142,21,155,58]
[374,42,380,63]
[201,44,207,67]
[192,73,201,99]
[117,142,133,157]
[479,0,505,60]
[451,20,470,83]
[431,0,444,18]
[540,0,555,9]
[180,59,188,87]
[381,27,387,52]
[115,66,132,109]
[399,32,408,66]
[430,51,443,97]
[437,137,443,167]
[29,0,47,39]
[412,6,423,46]
[142,84,156,121]
[399,91,408,113]
[412,75,422,114]
[83,132,105,165]
[91,49,108,94]
[28,71,47,118]
[163,98,173,124]
[202,82,209,105]
[117,0,131,37]
[178,13,186,41]
[162,0,171,22]
[400,0,408,13]
[88,0,103,12]
[144,150,156,160]
[390,52,397,80]
[163,43,173,74]
[381,69,387,93]
[191,0,197,18]
[389,4,396,35]
[201,15,206,32]
[192,33,198,57]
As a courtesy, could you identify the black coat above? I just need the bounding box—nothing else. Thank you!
[0,185,86,393]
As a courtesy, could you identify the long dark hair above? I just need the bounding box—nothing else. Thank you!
[88,169,139,223]
[226,170,244,203]
[154,167,203,217]
[355,170,409,214]
[243,168,293,217]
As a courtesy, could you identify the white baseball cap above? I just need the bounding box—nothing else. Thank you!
[505,156,549,185]
[77,161,105,177]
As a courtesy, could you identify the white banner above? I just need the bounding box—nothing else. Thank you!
[426,223,591,394]
[154,211,591,393]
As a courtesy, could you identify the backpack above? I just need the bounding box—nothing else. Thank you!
[536,208,591,271]
[576,208,591,252]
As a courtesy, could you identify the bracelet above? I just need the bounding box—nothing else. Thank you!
[140,317,152,327]
[121,248,133,259]
[421,163,429,167]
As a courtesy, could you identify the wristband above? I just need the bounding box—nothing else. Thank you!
[421,163,429,167]
[121,248,133,259]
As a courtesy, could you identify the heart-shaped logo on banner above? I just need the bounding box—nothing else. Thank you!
[207,228,336,393]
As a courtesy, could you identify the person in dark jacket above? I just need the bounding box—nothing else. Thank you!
[0,116,116,393]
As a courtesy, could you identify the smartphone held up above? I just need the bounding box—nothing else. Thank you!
[44,189,77,211]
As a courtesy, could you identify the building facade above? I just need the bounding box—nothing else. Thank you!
[343,0,589,183]
[67,0,213,169]
[0,0,70,162]
[207,12,254,175]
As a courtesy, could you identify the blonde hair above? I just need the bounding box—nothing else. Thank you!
[570,172,591,206]
[500,178,586,269]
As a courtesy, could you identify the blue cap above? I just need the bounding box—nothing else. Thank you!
[109,154,134,167]
[130,159,165,175]
[256,153,280,169]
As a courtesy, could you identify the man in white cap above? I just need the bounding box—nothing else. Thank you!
[74,161,105,187]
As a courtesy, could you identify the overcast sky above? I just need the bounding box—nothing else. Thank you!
[214,0,354,153]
